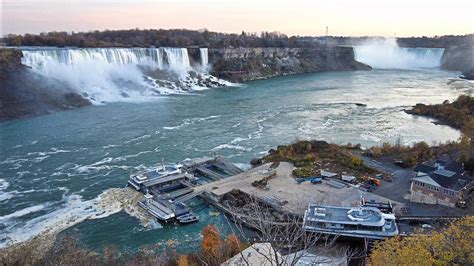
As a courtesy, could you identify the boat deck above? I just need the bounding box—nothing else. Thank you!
[306,205,385,226]
[143,173,192,187]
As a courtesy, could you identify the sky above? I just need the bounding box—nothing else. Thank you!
[1,0,473,37]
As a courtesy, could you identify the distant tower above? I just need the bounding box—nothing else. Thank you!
[326,26,329,36]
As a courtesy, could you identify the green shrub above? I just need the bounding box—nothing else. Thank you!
[292,166,312,177]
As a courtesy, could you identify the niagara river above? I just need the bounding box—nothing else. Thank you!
[1,44,473,252]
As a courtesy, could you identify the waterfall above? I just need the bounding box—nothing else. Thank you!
[20,47,231,103]
[353,38,444,69]
[162,48,191,73]
[21,47,190,71]
[148,48,165,69]
[200,48,209,67]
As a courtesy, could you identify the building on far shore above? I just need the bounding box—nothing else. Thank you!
[410,158,472,207]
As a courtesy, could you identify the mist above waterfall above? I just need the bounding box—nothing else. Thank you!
[20,47,231,104]
[354,38,444,69]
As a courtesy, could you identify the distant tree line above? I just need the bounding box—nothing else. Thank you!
[3,29,472,48]
[2,29,325,48]
[397,34,474,48]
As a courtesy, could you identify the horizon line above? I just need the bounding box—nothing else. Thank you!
[3,28,474,39]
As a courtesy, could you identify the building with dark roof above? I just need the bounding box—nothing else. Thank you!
[410,158,472,207]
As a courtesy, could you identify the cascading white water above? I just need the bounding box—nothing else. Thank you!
[354,38,444,69]
[200,48,209,67]
[163,48,191,75]
[22,48,187,72]
[20,47,227,103]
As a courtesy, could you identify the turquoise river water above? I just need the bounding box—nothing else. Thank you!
[1,68,473,252]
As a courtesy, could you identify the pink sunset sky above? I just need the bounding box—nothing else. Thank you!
[2,0,473,37]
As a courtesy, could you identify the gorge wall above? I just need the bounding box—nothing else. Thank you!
[441,46,474,79]
[208,46,371,82]
[0,49,91,121]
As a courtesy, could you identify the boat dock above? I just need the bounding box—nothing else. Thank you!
[143,173,194,189]
[128,155,243,223]
[195,166,227,181]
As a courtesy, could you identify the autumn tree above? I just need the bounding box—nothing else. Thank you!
[177,254,190,266]
[224,233,243,258]
[370,216,474,265]
[201,224,222,259]
[198,224,246,265]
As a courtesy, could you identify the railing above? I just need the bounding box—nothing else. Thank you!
[396,216,463,221]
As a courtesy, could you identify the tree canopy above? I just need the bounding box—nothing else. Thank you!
[370,216,474,265]
[3,29,472,48]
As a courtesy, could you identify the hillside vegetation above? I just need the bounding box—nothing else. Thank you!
[253,140,377,177]
[370,216,474,265]
[406,95,474,131]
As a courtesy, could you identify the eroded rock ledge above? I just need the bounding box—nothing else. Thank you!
[209,47,372,82]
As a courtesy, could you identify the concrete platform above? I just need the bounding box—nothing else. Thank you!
[200,162,403,215]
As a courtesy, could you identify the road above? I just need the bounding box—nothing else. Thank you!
[361,156,467,216]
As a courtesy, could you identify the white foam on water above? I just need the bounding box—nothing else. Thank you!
[0,204,50,221]
[0,178,9,190]
[163,115,224,131]
[73,153,153,174]
[163,119,192,130]
[0,188,145,248]
[26,148,71,157]
[0,179,13,202]
[360,132,382,143]
[111,151,153,162]
[102,144,120,149]
[0,193,14,202]
[230,134,253,145]
[196,115,221,121]
[124,134,152,144]
[211,144,252,152]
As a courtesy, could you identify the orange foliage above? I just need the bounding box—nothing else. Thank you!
[224,234,242,257]
[177,255,190,266]
[201,225,222,258]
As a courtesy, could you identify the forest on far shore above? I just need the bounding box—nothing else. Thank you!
[2,28,473,48]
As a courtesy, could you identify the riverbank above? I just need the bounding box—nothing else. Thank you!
[405,95,473,132]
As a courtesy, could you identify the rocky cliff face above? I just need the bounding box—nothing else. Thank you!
[0,49,24,79]
[441,46,474,80]
[208,47,371,82]
[0,49,91,121]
